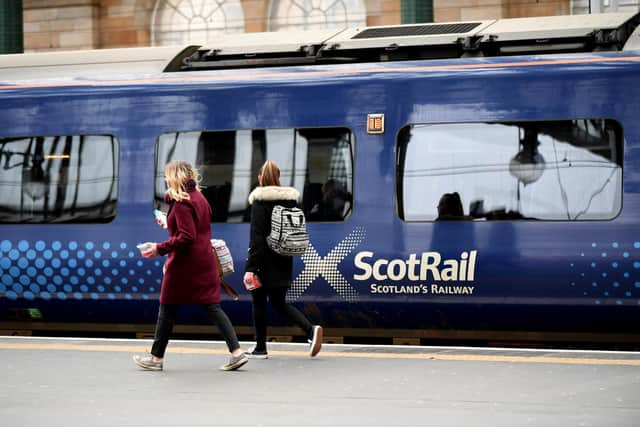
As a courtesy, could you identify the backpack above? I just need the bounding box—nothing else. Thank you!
[266,205,309,256]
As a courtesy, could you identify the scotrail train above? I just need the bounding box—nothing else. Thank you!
[1,12,640,346]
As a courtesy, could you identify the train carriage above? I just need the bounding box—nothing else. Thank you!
[1,11,640,346]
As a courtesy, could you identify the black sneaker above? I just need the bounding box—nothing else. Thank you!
[244,348,268,359]
[309,325,323,357]
[220,353,249,371]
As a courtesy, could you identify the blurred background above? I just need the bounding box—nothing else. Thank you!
[0,0,638,54]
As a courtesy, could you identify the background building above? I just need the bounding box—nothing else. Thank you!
[4,0,640,52]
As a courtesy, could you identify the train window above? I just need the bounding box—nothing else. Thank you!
[397,120,623,221]
[155,127,354,223]
[0,135,119,223]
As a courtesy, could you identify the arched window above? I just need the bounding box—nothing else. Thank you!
[151,0,245,46]
[268,0,366,31]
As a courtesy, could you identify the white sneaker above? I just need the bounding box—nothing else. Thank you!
[133,354,163,371]
[220,353,249,371]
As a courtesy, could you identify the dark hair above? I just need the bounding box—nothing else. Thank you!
[437,192,464,218]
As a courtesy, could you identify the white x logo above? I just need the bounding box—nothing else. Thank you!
[288,227,366,302]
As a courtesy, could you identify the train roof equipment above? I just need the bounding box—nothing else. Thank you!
[177,11,640,71]
[0,11,638,80]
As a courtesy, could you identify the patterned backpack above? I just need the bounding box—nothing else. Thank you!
[266,205,309,256]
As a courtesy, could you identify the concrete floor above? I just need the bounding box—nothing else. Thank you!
[1,336,640,427]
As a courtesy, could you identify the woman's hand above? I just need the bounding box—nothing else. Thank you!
[243,272,254,286]
[154,210,167,229]
[140,243,159,258]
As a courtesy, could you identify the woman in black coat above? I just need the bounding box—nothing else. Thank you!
[243,160,323,358]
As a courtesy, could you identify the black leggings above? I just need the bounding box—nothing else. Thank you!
[151,303,240,358]
[251,287,313,351]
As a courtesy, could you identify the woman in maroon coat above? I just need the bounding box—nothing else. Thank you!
[133,160,248,372]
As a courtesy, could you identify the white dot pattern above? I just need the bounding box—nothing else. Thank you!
[289,227,366,302]
[0,239,161,301]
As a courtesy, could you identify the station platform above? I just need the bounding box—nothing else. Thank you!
[1,336,639,426]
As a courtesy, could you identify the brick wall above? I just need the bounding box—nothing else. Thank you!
[367,0,402,26]
[504,0,569,18]
[23,0,579,52]
[99,0,152,48]
[243,0,269,33]
[24,0,99,51]
[435,0,569,22]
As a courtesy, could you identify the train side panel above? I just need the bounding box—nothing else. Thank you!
[1,53,639,339]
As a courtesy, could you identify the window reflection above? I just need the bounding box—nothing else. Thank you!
[398,120,623,221]
[155,127,354,223]
[0,135,119,223]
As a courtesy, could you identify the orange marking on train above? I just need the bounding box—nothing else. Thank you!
[1,342,639,366]
[1,56,639,91]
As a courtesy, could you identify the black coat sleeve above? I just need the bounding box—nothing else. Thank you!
[246,202,268,273]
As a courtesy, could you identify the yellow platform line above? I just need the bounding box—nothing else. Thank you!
[1,342,639,366]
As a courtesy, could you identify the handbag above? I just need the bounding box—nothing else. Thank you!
[211,239,234,276]
[220,279,239,301]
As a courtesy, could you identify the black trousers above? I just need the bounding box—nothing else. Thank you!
[251,286,313,351]
[151,303,240,358]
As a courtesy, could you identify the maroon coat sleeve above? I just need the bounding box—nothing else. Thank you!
[156,201,196,256]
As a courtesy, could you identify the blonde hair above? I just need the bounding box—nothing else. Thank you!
[164,160,201,202]
[259,160,280,187]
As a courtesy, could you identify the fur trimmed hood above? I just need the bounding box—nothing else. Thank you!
[248,186,300,204]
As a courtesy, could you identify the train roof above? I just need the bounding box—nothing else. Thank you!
[0,11,638,82]
[0,45,198,80]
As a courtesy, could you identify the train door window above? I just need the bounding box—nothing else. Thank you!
[397,119,623,221]
[155,127,354,223]
[0,135,119,223]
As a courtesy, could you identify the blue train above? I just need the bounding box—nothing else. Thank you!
[1,12,640,345]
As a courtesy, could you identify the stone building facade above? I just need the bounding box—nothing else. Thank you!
[21,0,638,52]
